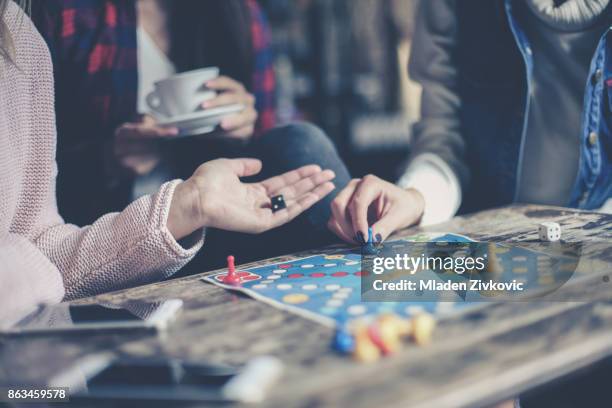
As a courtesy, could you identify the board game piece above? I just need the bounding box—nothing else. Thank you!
[203,232,577,329]
[362,227,378,255]
[411,313,436,346]
[377,314,411,348]
[221,356,284,403]
[333,326,355,354]
[271,195,286,213]
[353,324,381,363]
[538,222,561,242]
[486,243,503,274]
[367,323,391,355]
[221,255,241,286]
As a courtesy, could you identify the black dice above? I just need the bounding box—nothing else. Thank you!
[271,195,286,213]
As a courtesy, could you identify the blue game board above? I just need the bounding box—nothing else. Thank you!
[202,233,485,327]
[202,232,579,327]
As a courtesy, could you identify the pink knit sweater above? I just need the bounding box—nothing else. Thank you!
[0,3,203,328]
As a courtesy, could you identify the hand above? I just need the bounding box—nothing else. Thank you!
[327,175,425,244]
[203,76,258,140]
[168,158,336,240]
[114,115,179,175]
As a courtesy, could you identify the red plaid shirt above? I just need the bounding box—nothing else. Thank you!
[31,0,276,225]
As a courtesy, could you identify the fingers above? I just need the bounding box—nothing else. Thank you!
[260,165,323,194]
[327,217,355,243]
[221,108,258,134]
[203,92,255,110]
[369,187,426,243]
[348,175,382,241]
[274,169,336,200]
[205,76,246,93]
[370,209,405,243]
[264,181,335,230]
[225,125,255,140]
[225,158,263,178]
[329,179,360,243]
[121,154,160,176]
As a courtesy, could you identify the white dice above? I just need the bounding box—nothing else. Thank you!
[538,222,561,242]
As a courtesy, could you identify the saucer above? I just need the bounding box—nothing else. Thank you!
[157,104,244,136]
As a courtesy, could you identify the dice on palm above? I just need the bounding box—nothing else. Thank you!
[538,222,561,242]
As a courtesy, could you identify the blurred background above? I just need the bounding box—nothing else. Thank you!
[259,0,421,181]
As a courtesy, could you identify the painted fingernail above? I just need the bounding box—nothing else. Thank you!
[375,233,382,243]
[356,231,366,244]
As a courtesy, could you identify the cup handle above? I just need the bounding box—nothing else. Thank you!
[146,90,167,117]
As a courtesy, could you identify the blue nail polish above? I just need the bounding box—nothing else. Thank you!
[375,233,382,243]
[356,232,366,244]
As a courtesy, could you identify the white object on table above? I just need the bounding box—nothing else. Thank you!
[538,222,561,242]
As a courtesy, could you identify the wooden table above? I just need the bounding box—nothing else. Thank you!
[1,205,611,407]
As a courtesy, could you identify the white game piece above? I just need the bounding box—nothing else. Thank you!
[221,356,284,403]
[538,222,561,242]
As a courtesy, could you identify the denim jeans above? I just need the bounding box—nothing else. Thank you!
[150,123,351,276]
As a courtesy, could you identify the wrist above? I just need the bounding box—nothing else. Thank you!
[167,180,204,240]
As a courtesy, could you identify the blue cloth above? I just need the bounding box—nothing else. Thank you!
[415,0,611,213]
[504,0,612,210]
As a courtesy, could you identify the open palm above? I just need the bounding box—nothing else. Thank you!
[190,158,335,234]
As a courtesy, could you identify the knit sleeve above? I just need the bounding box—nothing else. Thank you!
[0,235,65,329]
[19,11,203,300]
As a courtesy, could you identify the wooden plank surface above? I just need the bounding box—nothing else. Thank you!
[1,205,611,407]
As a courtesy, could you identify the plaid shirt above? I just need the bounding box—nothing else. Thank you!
[33,0,276,137]
[31,0,276,224]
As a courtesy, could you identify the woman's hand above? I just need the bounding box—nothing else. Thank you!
[327,175,425,244]
[114,115,179,175]
[203,76,258,140]
[168,158,336,240]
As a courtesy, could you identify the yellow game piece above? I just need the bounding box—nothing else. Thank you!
[375,315,403,353]
[353,325,381,363]
[411,313,436,346]
[486,243,503,273]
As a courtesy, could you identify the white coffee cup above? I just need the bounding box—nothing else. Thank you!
[146,67,220,118]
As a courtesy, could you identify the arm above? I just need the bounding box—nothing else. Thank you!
[327,0,467,243]
[0,235,65,329]
[20,19,203,300]
[398,0,467,221]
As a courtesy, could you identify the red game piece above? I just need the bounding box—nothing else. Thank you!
[222,255,241,286]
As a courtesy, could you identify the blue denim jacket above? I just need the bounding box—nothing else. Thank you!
[505,0,612,210]
[447,0,611,212]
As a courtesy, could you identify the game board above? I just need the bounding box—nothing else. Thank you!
[202,233,579,328]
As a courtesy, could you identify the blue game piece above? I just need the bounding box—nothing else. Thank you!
[362,227,378,255]
[334,327,355,354]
